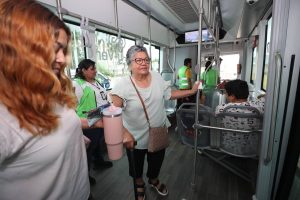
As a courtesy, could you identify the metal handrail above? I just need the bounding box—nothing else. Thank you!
[194,123,262,133]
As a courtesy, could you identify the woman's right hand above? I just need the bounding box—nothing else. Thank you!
[191,81,201,94]
[123,130,135,149]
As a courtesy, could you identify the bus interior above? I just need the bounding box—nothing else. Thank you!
[36,0,300,199]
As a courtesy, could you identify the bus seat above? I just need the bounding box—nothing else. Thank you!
[193,105,263,183]
[165,99,177,116]
[162,71,177,116]
[176,103,212,148]
[216,105,263,157]
[205,89,227,110]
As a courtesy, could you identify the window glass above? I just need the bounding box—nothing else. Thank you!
[144,43,160,72]
[219,54,240,81]
[95,31,135,87]
[65,23,85,77]
[250,46,258,84]
[262,17,272,91]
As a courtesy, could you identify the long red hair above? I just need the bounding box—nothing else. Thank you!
[0,0,76,135]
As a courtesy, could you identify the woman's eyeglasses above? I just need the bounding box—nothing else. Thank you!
[132,58,151,65]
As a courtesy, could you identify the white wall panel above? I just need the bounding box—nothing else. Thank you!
[150,19,169,46]
[117,0,148,39]
[38,0,115,27]
[38,0,173,46]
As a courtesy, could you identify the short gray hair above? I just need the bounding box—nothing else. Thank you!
[126,45,149,65]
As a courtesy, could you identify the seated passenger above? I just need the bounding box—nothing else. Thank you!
[215,79,265,128]
[215,80,264,155]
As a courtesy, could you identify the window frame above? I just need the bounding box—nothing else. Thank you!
[250,45,258,85]
[261,15,272,91]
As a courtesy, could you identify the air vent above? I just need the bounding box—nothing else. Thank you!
[160,0,198,23]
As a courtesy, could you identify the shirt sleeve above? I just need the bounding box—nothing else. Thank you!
[73,81,83,104]
[0,130,8,164]
[0,125,22,164]
[110,77,129,108]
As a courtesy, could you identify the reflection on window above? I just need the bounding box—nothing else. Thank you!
[261,17,272,91]
[66,23,85,72]
[145,44,160,72]
[95,31,135,78]
[251,46,258,84]
[219,54,240,80]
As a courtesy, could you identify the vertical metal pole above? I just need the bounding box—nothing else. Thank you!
[56,0,71,78]
[113,0,119,29]
[147,12,152,70]
[192,0,203,188]
[208,0,211,25]
[173,31,177,82]
[212,6,216,36]
[56,0,63,20]
[216,23,220,70]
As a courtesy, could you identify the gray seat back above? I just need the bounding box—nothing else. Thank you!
[176,103,213,148]
[161,71,177,115]
[216,105,263,157]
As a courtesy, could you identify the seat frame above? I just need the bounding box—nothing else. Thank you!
[177,103,263,183]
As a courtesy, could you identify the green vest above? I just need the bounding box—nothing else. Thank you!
[201,68,218,92]
[75,78,97,118]
[178,66,190,89]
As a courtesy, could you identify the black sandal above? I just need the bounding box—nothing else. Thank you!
[148,179,168,196]
[136,183,146,200]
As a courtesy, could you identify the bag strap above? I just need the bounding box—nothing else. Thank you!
[129,76,151,127]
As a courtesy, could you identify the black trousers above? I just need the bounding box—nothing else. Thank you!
[126,148,165,179]
[83,128,105,170]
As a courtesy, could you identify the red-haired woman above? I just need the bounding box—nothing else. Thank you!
[0,1,134,200]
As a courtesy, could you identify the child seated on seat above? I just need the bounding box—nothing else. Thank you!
[215,79,264,155]
[215,80,264,116]
[215,79,264,129]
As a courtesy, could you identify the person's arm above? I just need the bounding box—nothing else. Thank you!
[80,118,104,129]
[170,81,200,100]
[73,81,83,104]
[123,128,135,149]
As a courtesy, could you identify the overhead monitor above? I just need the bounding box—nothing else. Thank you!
[185,29,213,43]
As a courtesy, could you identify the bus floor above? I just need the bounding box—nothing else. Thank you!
[90,115,257,200]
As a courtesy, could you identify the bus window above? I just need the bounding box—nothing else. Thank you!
[95,30,135,87]
[250,46,258,84]
[144,43,160,73]
[261,17,272,91]
[219,54,240,81]
[66,22,86,71]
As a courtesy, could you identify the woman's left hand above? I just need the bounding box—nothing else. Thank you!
[93,119,104,128]
[123,130,136,149]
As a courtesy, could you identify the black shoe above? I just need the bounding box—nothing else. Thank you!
[93,161,113,170]
[89,175,96,186]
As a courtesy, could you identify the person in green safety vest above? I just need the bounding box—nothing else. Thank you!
[177,58,192,90]
[73,59,113,186]
[177,58,194,109]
